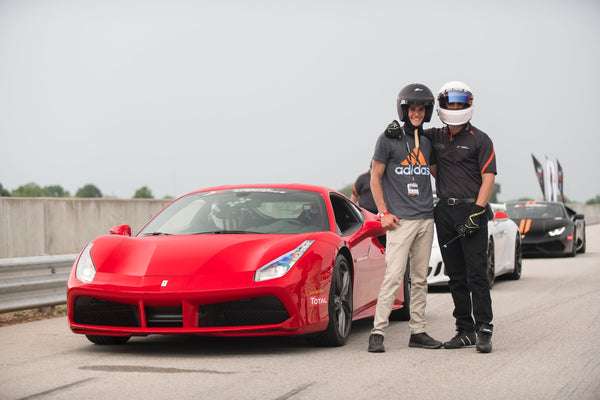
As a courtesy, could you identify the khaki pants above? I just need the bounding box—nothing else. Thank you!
[371,218,434,336]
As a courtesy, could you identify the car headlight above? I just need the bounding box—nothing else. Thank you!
[254,240,314,282]
[75,243,96,283]
[548,227,566,237]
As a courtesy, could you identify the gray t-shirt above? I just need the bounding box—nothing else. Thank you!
[372,127,435,219]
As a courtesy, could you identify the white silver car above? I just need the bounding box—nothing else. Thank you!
[427,204,523,287]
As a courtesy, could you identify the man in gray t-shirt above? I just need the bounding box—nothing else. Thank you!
[367,83,442,353]
[372,126,435,220]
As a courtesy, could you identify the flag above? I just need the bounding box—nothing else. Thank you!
[546,157,558,202]
[531,154,545,199]
[557,160,564,202]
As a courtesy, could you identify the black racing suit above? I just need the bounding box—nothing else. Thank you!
[423,124,497,332]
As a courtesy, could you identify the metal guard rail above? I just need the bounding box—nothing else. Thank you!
[0,254,77,313]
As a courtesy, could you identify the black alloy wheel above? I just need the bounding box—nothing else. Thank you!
[312,254,353,346]
[508,235,522,280]
[569,231,577,257]
[577,223,586,254]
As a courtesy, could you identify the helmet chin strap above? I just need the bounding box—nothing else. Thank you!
[403,119,423,133]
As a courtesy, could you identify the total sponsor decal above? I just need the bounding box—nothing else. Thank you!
[395,165,431,175]
[309,296,328,306]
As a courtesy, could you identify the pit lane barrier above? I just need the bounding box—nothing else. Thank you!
[0,254,77,314]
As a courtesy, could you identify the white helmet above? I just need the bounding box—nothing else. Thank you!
[210,202,239,230]
[437,81,474,126]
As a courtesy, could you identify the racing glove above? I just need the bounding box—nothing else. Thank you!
[384,120,401,138]
[457,205,486,237]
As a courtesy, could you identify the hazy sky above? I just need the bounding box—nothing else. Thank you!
[1,0,599,202]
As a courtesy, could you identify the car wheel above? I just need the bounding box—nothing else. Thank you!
[312,254,353,346]
[487,238,495,288]
[569,232,577,257]
[577,223,586,254]
[390,260,410,321]
[85,335,131,345]
[508,235,522,280]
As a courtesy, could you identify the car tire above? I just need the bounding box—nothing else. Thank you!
[390,260,410,321]
[85,335,131,345]
[569,232,577,257]
[487,238,495,288]
[507,235,522,280]
[577,223,586,254]
[312,254,353,347]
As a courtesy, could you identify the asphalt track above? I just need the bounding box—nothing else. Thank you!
[1,225,599,400]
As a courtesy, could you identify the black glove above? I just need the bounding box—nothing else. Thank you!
[457,205,486,237]
[384,120,401,138]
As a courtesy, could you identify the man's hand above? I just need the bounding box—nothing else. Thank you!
[384,120,401,138]
[457,205,486,237]
[380,213,400,230]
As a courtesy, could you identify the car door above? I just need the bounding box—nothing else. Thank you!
[330,193,387,317]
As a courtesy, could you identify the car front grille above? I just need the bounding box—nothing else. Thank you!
[72,295,291,329]
[198,296,290,327]
[73,296,140,327]
[145,306,183,327]
[522,239,566,254]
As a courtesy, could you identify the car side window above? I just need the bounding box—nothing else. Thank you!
[330,193,364,236]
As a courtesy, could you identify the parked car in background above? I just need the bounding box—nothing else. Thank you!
[505,201,586,257]
[427,203,522,288]
[67,184,409,347]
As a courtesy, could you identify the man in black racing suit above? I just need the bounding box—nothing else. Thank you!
[424,81,496,353]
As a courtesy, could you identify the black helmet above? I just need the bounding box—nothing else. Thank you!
[396,83,435,123]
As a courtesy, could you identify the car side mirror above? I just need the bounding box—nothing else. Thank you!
[110,224,132,236]
[493,211,509,220]
[574,214,584,220]
[348,218,386,247]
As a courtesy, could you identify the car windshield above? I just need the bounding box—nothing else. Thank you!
[139,188,330,235]
[505,203,567,219]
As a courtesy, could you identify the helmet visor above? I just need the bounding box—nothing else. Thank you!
[439,90,473,109]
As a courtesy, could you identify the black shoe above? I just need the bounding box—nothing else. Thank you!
[476,327,493,353]
[409,332,442,349]
[368,334,385,353]
[443,330,476,349]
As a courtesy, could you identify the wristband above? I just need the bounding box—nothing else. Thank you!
[378,211,389,218]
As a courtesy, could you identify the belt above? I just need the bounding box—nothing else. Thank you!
[440,197,477,206]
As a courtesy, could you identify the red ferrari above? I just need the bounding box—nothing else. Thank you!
[67,184,409,346]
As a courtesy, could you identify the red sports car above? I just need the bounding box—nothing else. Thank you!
[67,184,409,346]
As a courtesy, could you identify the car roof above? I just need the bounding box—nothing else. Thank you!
[179,184,341,201]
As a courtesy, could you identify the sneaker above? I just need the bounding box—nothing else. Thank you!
[368,334,385,353]
[443,330,477,349]
[476,327,493,353]
[409,332,442,349]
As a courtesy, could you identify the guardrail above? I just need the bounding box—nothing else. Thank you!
[0,254,77,313]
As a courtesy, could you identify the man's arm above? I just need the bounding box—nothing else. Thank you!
[476,173,495,207]
[370,159,399,230]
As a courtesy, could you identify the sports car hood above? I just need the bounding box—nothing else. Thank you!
[512,218,569,234]
[87,234,316,277]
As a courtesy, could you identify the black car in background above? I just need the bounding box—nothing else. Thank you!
[505,201,586,257]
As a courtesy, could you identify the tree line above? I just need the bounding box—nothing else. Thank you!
[2,181,598,204]
[0,182,171,199]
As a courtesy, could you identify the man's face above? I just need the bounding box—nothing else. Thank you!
[408,105,426,127]
[447,102,468,110]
